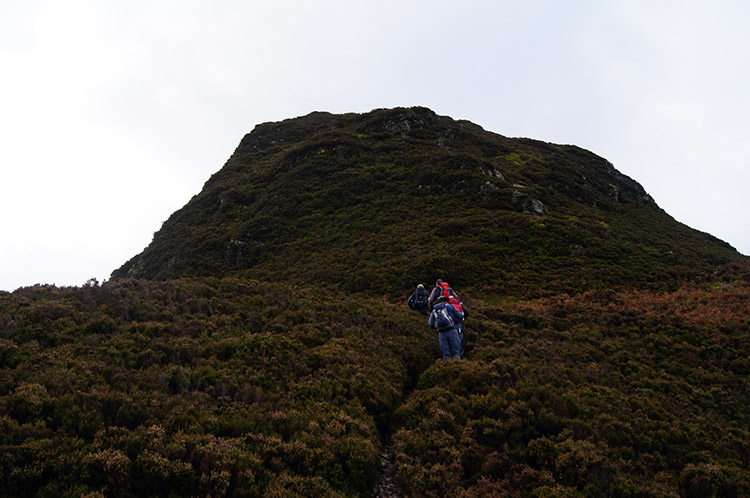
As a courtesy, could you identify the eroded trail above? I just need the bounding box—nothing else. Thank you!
[371,440,403,498]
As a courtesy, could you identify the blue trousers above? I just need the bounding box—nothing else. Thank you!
[438,327,462,359]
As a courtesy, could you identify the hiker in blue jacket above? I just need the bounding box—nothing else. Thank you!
[428,295,464,360]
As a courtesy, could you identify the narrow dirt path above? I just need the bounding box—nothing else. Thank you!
[371,439,404,498]
[372,307,440,497]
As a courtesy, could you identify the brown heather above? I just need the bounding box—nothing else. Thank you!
[1,108,748,497]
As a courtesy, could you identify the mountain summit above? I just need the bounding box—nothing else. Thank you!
[113,107,741,294]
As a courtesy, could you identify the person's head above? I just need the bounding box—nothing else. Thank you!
[437,295,450,304]
[417,284,424,289]
[435,279,443,286]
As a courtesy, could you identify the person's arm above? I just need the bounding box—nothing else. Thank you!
[428,288,439,306]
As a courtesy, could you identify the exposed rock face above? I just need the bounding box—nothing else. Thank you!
[482,181,502,193]
[524,198,547,215]
[382,115,424,133]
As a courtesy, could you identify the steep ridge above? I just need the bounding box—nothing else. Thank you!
[112,107,742,295]
[1,107,748,497]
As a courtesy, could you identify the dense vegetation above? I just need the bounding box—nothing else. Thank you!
[394,265,749,497]
[2,107,748,496]
[2,271,747,497]
[113,107,742,295]
[0,278,435,497]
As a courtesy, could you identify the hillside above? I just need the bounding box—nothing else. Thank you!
[1,107,748,497]
[1,276,748,497]
[0,278,435,497]
[112,107,742,295]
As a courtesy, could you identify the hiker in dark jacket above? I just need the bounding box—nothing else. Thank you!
[427,280,442,310]
[428,296,464,359]
[428,280,459,310]
[408,284,430,316]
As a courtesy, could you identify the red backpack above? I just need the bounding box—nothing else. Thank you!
[448,297,463,313]
[441,282,453,297]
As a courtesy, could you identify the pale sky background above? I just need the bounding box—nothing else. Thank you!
[1,0,748,292]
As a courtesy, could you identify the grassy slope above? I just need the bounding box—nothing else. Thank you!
[112,107,742,296]
[2,108,748,497]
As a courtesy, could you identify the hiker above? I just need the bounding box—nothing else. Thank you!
[448,296,469,357]
[408,284,430,316]
[428,280,458,310]
[428,295,464,360]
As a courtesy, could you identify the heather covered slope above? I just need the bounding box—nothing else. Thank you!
[2,107,749,497]
[112,107,742,295]
[0,279,437,497]
[0,274,748,497]
[392,273,750,497]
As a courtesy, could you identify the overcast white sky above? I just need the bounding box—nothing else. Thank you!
[1,0,748,291]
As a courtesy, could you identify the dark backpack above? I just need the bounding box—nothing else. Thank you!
[432,303,455,331]
[409,289,429,311]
